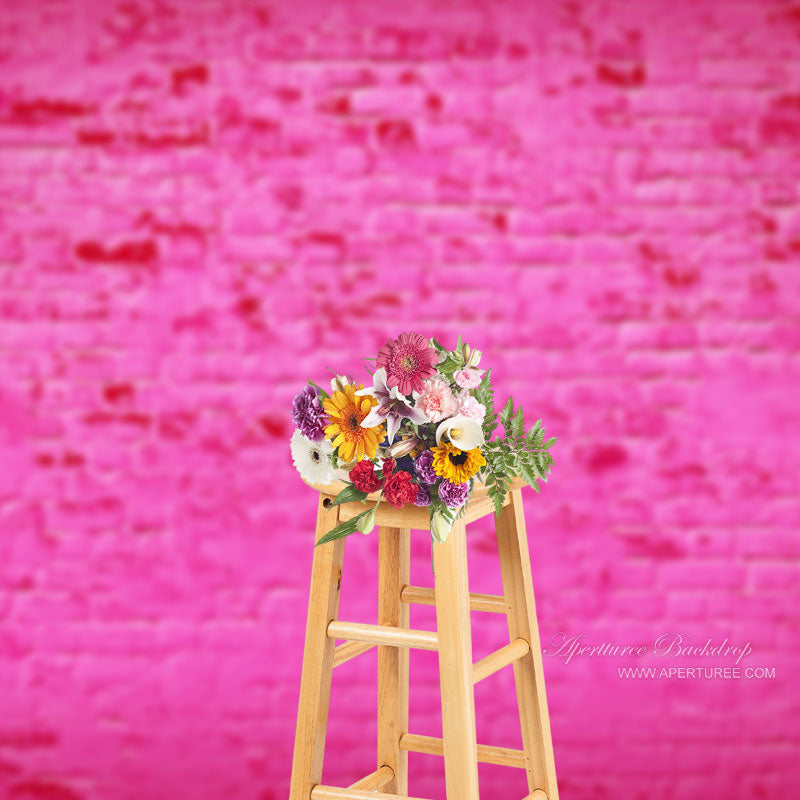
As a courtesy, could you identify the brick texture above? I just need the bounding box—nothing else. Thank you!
[0,0,799,798]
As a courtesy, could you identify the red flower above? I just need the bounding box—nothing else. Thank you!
[383,470,418,509]
[381,458,396,478]
[349,459,383,493]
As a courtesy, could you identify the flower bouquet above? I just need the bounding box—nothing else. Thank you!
[290,332,556,546]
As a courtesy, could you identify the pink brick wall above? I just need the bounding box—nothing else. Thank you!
[1,0,799,798]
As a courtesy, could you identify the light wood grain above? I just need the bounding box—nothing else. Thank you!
[327,620,438,651]
[472,637,530,684]
[289,498,345,800]
[291,478,560,800]
[348,765,394,790]
[377,526,410,794]
[332,640,376,668]
[433,518,480,800]
[496,489,559,800]
[463,490,512,523]
[311,786,431,800]
[399,733,526,769]
[400,585,507,613]
[337,498,431,529]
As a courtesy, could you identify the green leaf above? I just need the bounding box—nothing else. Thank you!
[489,484,506,515]
[315,509,374,546]
[308,379,329,399]
[330,484,370,506]
[545,436,557,448]
[512,407,524,438]
[519,459,537,490]
[500,397,514,426]
[437,355,462,376]
[474,368,498,440]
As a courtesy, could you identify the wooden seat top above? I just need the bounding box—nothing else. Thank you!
[308,476,527,532]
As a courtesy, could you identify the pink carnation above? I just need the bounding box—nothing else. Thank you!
[454,368,484,389]
[456,393,486,422]
[416,376,458,422]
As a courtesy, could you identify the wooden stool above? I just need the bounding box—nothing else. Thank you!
[289,477,558,800]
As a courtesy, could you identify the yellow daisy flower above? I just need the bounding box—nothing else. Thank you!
[431,442,486,484]
[323,383,384,462]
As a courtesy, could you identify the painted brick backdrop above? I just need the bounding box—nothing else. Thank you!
[1,0,799,798]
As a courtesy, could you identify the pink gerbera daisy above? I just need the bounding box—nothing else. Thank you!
[376,332,438,395]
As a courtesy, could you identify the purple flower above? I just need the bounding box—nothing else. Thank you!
[413,485,432,507]
[438,479,470,509]
[414,450,437,485]
[292,385,327,441]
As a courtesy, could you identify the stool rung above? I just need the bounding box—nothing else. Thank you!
[400,585,507,614]
[399,733,526,769]
[348,765,394,790]
[473,637,530,684]
[311,786,431,800]
[327,620,438,651]
[332,641,376,668]
[524,791,548,800]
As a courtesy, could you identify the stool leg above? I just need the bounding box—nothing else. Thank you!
[496,489,559,800]
[289,497,345,800]
[377,526,410,794]
[433,519,480,800]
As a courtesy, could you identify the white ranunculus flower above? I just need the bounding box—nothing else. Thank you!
[435,415,484,451]
[290,429,335,485]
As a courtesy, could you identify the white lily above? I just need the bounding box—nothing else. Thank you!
[435,415,484,451]
[356,367,427,443]
[389,434,422,458]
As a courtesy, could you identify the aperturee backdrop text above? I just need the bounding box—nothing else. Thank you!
[290,333,556,545]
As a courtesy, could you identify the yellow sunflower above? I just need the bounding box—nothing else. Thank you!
[323,383,384,462]
[431,442,486,484]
